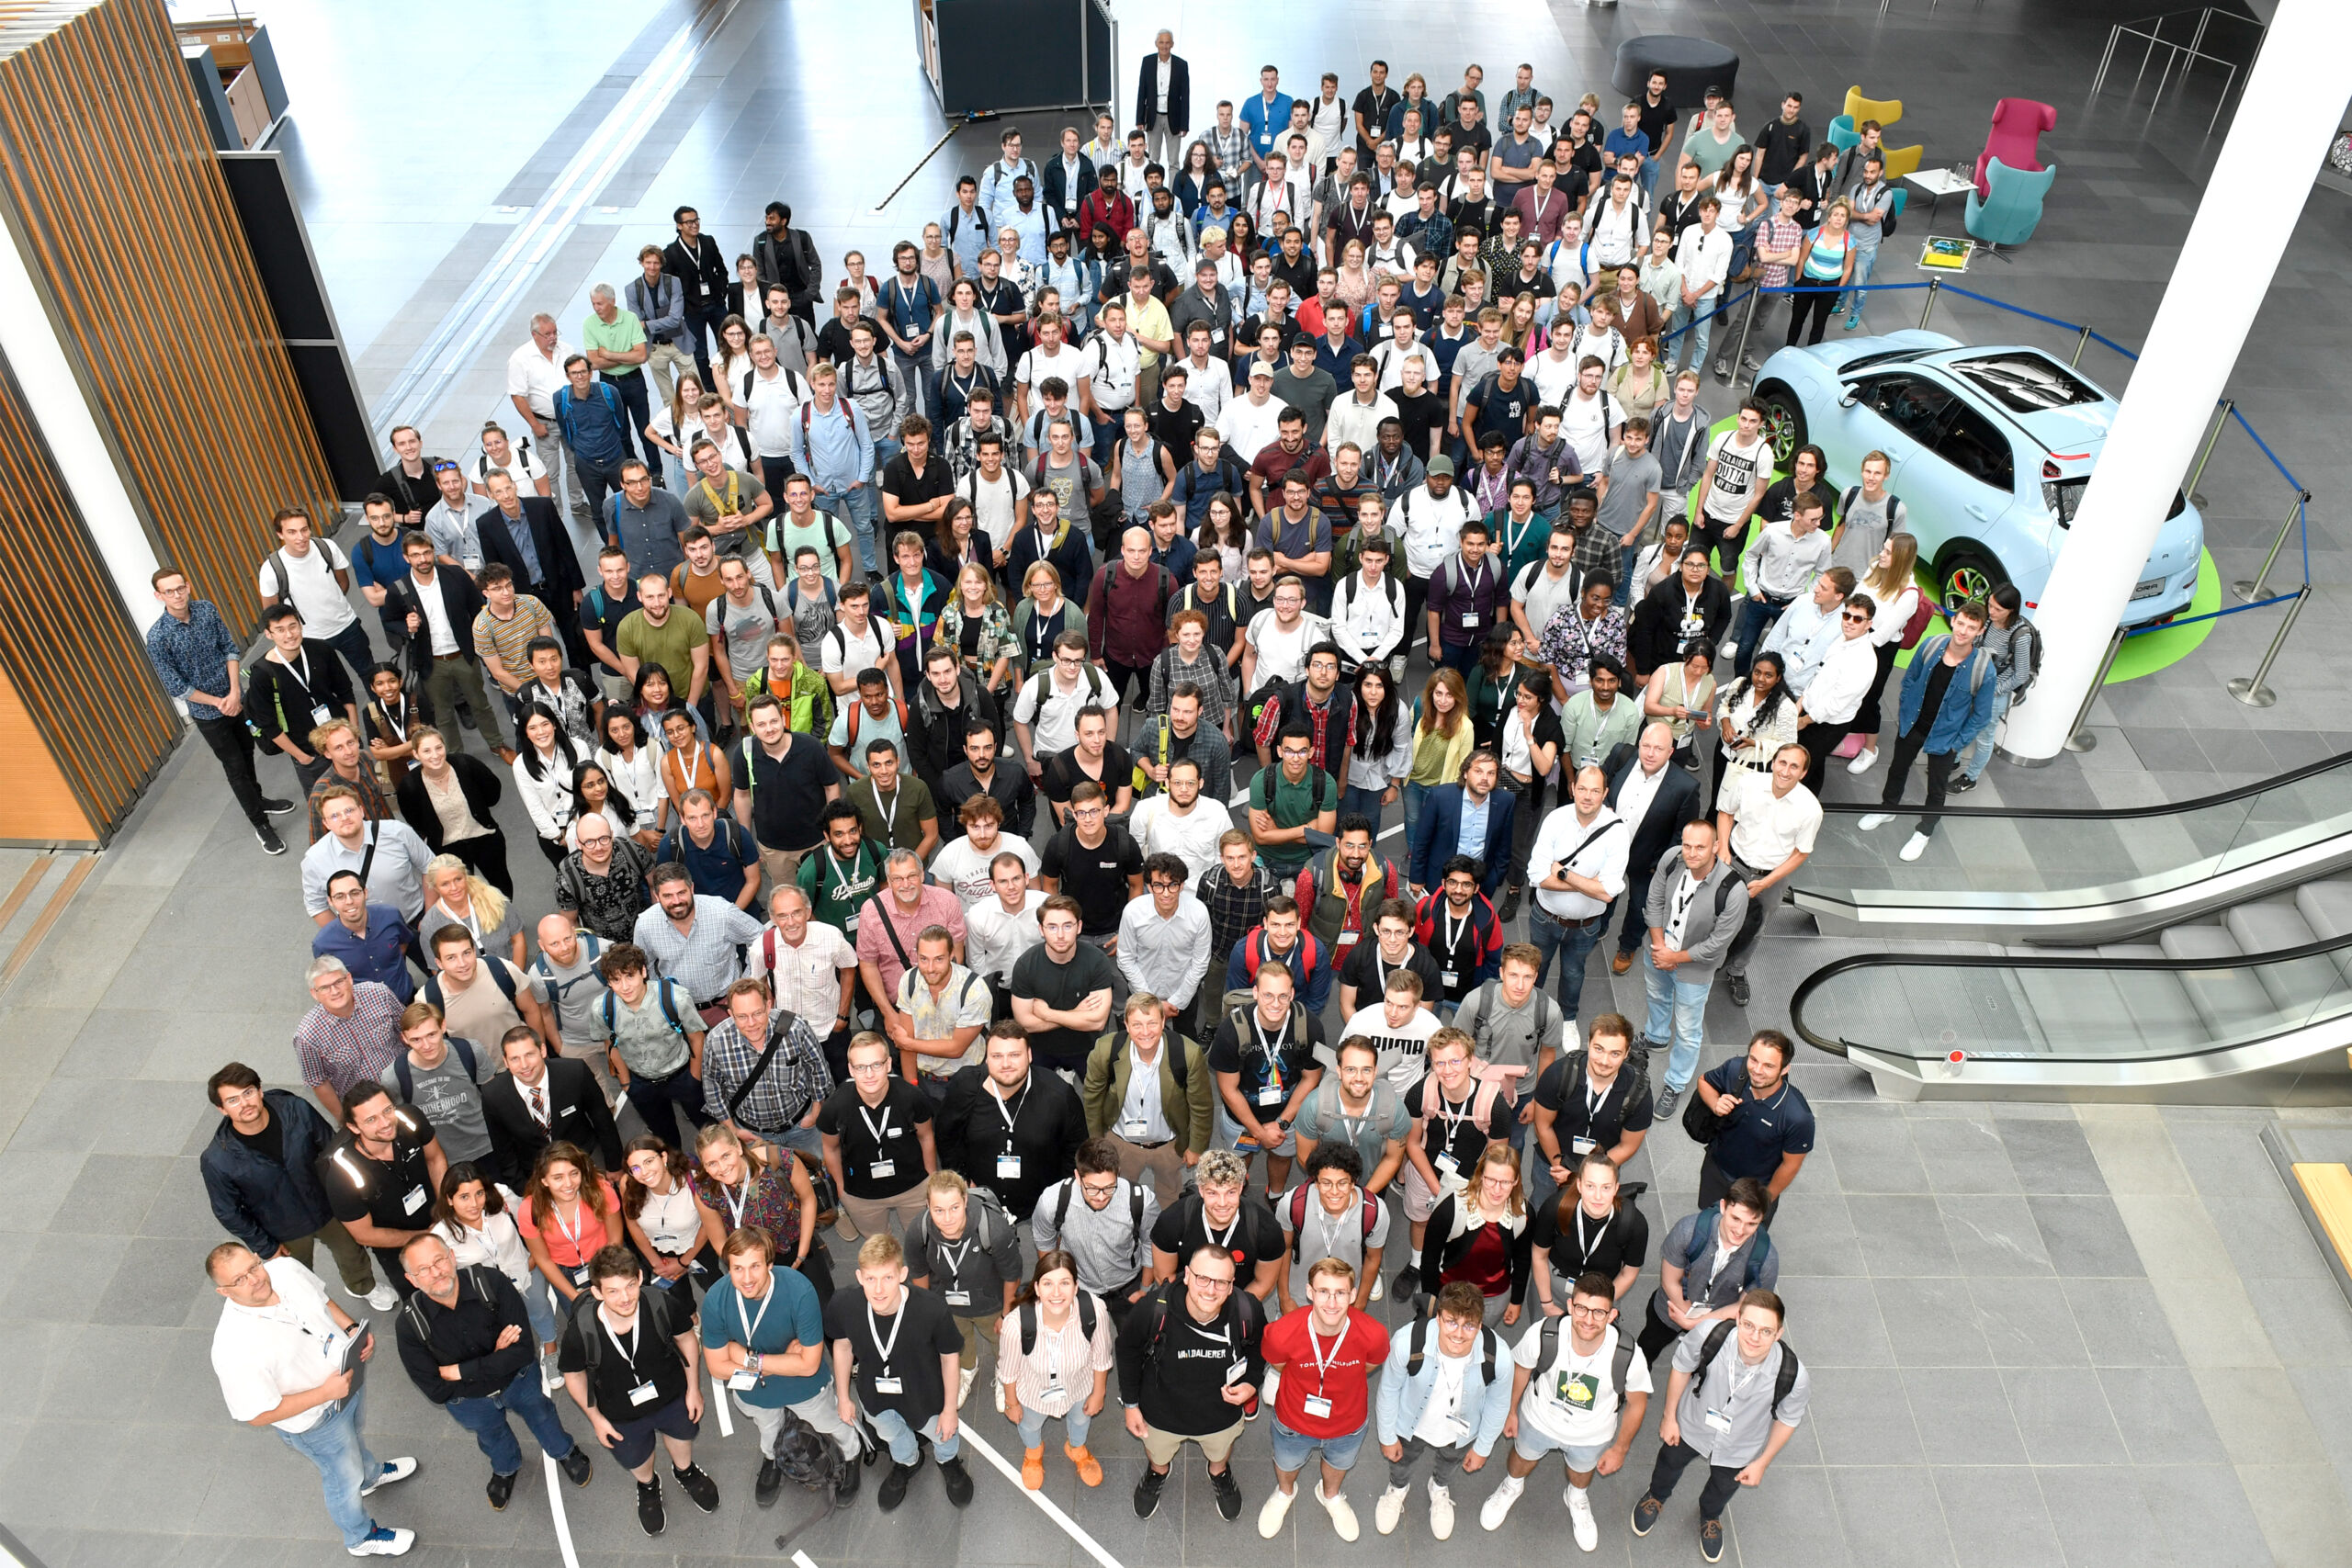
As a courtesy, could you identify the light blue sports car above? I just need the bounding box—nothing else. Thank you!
[1751,331,2204,625]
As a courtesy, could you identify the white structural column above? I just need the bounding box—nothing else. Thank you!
[2003,0,2352,760]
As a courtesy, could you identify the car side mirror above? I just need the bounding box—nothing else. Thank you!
[1837,385,1861,409]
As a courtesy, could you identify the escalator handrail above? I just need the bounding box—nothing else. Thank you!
[1810,749,2352,820]
[1787,923,2352,1061]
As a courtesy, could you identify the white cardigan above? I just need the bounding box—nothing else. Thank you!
[512,746,581,841]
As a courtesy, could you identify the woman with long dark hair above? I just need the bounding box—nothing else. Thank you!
[511,704,583,866]
[1710,650,1799,816]
[994,1248,1114,1492]
[1403,668,1474,847]
[1465,626,1532,750]
[620,1135,726,1302]
[1340,664,1412,826]
[566,759,651,852]
[432,1160,562,1388]
[514,1141,623,1303]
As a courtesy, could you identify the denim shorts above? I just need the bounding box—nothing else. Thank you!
[1271,1413,1370,1472]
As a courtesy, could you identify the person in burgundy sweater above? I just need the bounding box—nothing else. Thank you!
[1087,525,1177,720]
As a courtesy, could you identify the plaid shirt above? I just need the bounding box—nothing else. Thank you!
[700,1010,834,1134]
[1193,861,1282,970]
[1756,214,1804,289]
[631,896,767,1006]
[292,981,405,1097]
[1206,125,1250,185]
[143,599,242,719]
[1253,686,1359,770]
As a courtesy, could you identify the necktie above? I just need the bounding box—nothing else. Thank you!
[528,1084,548,1126]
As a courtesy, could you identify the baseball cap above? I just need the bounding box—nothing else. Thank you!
[1427,456,1455,477]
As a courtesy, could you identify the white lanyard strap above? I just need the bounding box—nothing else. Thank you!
[1307,1318,1351,1393]
[866,1302,904,1371]
[857,1100,895,1146]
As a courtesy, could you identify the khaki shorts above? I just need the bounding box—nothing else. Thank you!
[1142,1417,1245,1467]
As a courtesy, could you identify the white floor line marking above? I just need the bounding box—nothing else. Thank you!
[712,1372,735,1437]
[543,1453,582,1568]
[956,1426,1131,1568]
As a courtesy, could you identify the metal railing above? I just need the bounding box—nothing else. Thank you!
[2090,6,2266,136]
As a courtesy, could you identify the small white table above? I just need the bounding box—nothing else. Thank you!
[1905,166,1977,228]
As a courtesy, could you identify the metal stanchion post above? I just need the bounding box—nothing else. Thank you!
[2070,323,2093,367]
[1729,290,1760,385]
[2061,627,2127,753]
[1917,278,1941,332]
[2229,584,2308,709]
[2232,490,2310,603]
[2186,397,2233,509]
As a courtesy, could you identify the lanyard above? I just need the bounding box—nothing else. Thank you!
[1571,1204,1608,1269]
[718,1177,752,1232]
[825,847,867,901]
[1123,1046,1159,1123]
[601,1311,643,1370]
[1723,1352,1769,1415]
[1333,1089,1375,1149]
[866,1302,905,1372]
[277,649,318,705]
[1249,1007,1293,1077]
[873,785,900,838]
[378,702,408,745]
[1306,1318,1351,1394]
[857,1097,895,1148]
[739,1282,775,1349]
[991,1077,1032,1145]
[1442,905,1469,957]
[1584,1074,1615,1126]
[1434,1085,1474,1145]
[1669,874,1702,931]
[551,1197,591,1257]
[939,1235,975,1282]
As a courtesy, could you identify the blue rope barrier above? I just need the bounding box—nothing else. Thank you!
[2225,404,2304,493]
[1657,285,1757,348]
[2121,590,2300,637]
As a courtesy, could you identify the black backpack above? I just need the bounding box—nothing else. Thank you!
[1285,1181,1382,1262]
[1695,1319,1802,1421]
[767,1399,864,1551]
[1016,1291,1100,1353]
[1402,1294,1499,1386]
[1050,1177,1150,1277]
[1532,1314,1645,1414]
[390,1036,481,1104]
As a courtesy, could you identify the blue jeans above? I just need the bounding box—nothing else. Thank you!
[815,487,880,579]
[1729,594,1793,676]
[445,1361,580,1475]
[1961,698,2007,780]
[1839,246,1880,319]
[1528,904,1608,1023]
[890,347,937,426]
[1642,947,1712,1091]
[1340,784,1391,832]
[1667,302,1713,374]
[1271,1413,1369,1472]
[1402,781,1435,856]
[277,1382,381,1549]
[870,1405,960,1465]
[1016,1401,1096,1450]
[319,619,379,687]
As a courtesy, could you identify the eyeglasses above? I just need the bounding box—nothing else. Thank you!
[1569,1302,1612,1318]
[850,1061,890,1076]
[1186,1273,1235,1292]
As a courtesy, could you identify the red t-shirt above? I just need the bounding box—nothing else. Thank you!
[1261,1306,1393,1438]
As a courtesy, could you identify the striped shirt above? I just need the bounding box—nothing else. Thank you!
[630,895,766,1005]
[470,596,557,678]
[292,981,406,1097]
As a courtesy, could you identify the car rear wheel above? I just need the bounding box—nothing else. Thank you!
[1937,547,2008,610]
[1759,387,1806,468]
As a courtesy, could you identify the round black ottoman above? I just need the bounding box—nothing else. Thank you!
[1611,34,1741,105]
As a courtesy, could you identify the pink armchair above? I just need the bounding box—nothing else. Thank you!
[1974,98,2054,198]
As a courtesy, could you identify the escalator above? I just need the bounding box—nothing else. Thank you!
[1782,755,2352,1102]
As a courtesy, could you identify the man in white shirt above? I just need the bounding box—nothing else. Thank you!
[1331,533,1408,677]
[1013,633,1120,773]
[1731,491,1835,677]
[1510,529,1583,649]
[1714,742,1822,1009]
[965,852,1046,998]
[1116,853,1216,1021]
[1216,362,1288,469]
[1128,756,1234,881]
[928,794,1041,907]
[745,883,859,1075]
[1240,576,1330,703]
[1667,197,1732,377]
[209,1245,417,1555]
[1559,361,1624,475]
[1693,397,1770,574]
[737,333,809,490]
[1370,310,1441,393]
[1388,457,1478,637]
[1527,333,1583,409]
[508,312,586,517]
[1790,589,1880,795]
[1477,1275,1650,1546]
[820,580,899,699]
[1758,567,1853,699]
[1012,311,1100,430]
[1524,765,1629,1024]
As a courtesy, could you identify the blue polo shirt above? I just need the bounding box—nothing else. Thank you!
[659,818,760,904]
[1700,1064,1815,1183]
[1602,126,1652,169]
[698,1267,831,1408]
[311,904,417,1003]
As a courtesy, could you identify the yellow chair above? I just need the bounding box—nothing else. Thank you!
[1844,86,1903,130]
[1880,142,1924,179]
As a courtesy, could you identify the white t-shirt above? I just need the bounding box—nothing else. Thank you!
[1513,562,1580,641]
[1702,430,1770,524]
[475,440,550,490]
[966,889,1046,980]
[1216,394,1286,466]
[1017,343,1092,400]
[1561,389,1618,473]
[1528,348,1580,408]
[957,467,1032,556]
[1338,1000,1444,1088]
[822,617,896,683]
[741,366,809,456]
[929,832,1041,907]
[1246,609,1330,689]
[256,540,356,637]
[1513,1321,1652,1449]
[1412,1347,1478,1446]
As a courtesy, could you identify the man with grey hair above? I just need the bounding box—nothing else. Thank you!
[292,957,406,1122]
[857,848,969,1010]
[509,311,586,518]
[582,282,654,468]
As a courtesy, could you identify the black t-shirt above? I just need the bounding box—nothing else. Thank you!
[1407,1074,1515,1177]
[1469,374,1538,450]
[1148,1190,1287,1280]
[1117,1282,1265,1436]
[1636,98,1679,163]
[1337,940,1445,1005]
[250,642,358,746]
[1009,942,1121,1065]
[1555,140,1606,203]
[558,1293,694,1415]
[1208,1004,1325,1113]
[813,1080,934,1199]
[822,1284,962,1419]
[882,453,955,514]
[1453,123,1495,160]
[583,582,639,644]
[815,319,862,366]
[1754,476,1816,534]
[1037,823,1143,933]
[1385,388,1447,458]
[1150,398,1207,467]
[1914,655,1959,741]
[1042,744,1135,810]
[318,1109,437,1238]
[1526,1195,1651,1284]
[232,1116,287,1168]
[1531,1056,1656,1157]
[742,734,843,852]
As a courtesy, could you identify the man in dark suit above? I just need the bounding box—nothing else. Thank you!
[481,1024,620,1188]
[1136,31,1191,171]
[381,531,510,760]
[1604,722,1706,974]
[478,469,590,668]
[1040,127,1098,239]
[1407,747,1517,898]
[662,204,733,385]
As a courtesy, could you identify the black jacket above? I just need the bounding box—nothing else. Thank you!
[936,1066,1088,1220]
[907,674,1003,794]
[481,1057,622,1187]
[1627,573,1733,677]
[753,225,822,315]
[201,1090,340,1257]
[395,754,507,852]
[1134,51,1191,135]
[395,1263,539,1403]
[1601,742,1707,889]
[383,568,489,681]
[246,641,357,748]
[1040,156,1098,231]
[662,231,730,313]
[479,497,585,607]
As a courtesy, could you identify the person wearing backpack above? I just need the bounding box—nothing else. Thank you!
[697,1223,861,1510]
[1634,1178,1779,1365]
[382,1002,498,1167]
[1526,1152,1650,1323]
[395,1234,594,1512]
[1115,1239,1267,1523]
[1631,1288,1810,1562]
[1275,1142,1391,1314]
[1371,1279,1513,1540]
[1527,1013,1654,1210]
[1080,993,1214,1209]
[1477,1270,1653,1545]
[1031,1137,1161,1324]
[1855,600,2002,863]
[1955,584,2037,793]
[556,1244,721,1536]
[1254,1254,1394,1540]
[997,1248,1117,1491]
[1639,820,1749,1118]
[905,1168,1024,1408]
[589,942,707,1153]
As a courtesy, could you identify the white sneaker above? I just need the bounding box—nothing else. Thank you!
[958,1366,976,1408]
[1899,830,1931,862]
[1429,1481,1456,1540]
[347,1526,414,1557]
[1259,1486,1295,1538]
[1856,812,1894,831]
[365,1282,399,1312]
[1479,1473,1523,1531]
[1320,1485,1360,1541]
[1566,1483,1599,1551]
[1370,1270,1385,1303]
[1716,640,1738,662]
[1375,1483,1408,1535]
[359,1458,416,1496]
[1847,747,1879,774]
[992,1372,1006,1413]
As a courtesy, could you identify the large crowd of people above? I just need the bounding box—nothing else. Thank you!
[159,37,2051,1562]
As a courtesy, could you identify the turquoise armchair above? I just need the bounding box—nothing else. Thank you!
[1964,157,2055,248]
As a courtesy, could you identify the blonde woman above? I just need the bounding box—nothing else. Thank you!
[1847,533,1922,776]
[644,371,711,492]
[1412,1135,1528,1328]
[934,560,1019,696]
[1334,238,1376,314]
[1404,667,1474,846]
[1502,289,1544,359]
[416,853,522,970]
[1011,560,1089,678]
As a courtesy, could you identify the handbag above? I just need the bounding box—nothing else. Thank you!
[1680,1062,1747,1145]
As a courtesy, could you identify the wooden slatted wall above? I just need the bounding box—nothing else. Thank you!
[0,0,337,840]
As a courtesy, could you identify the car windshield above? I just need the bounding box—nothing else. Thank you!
[1948,354,2102,412]
[2045,477,2191,526]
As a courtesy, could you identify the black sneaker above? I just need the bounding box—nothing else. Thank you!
[1949,773,1979,794]
[755,1457,783,1508]
[557,1448,592,1487]
[1393,1266,1421,1301]
[1725,974,1750,1008]
[1655,1086,1681,1118]
[878,1461,919,1512]
[836,1449,862,1498]
[637,1476,666,1536]
[940,1454,974,1507]
[255,824,287,856]
[1498,883,1522,922]
[1701,1516,1724,1562]
[1630,1495,1662,1537]
[487,1470,516,1511]
[1210,1465,1244,1521]
[674,1463,719,1513]
[1134,1465,1168,1519]
[261,796,297,816]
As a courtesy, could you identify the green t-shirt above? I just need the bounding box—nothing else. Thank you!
[582,307,647,364]
[770,509,850,581]
[1249,763,1336,873]
[1487,510,1553,586]
[797,840,887,935]
[615,607,707,693]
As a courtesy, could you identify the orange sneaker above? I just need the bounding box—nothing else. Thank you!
[1065,1443,1103,1487]
[1022,1447,1046,1490]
